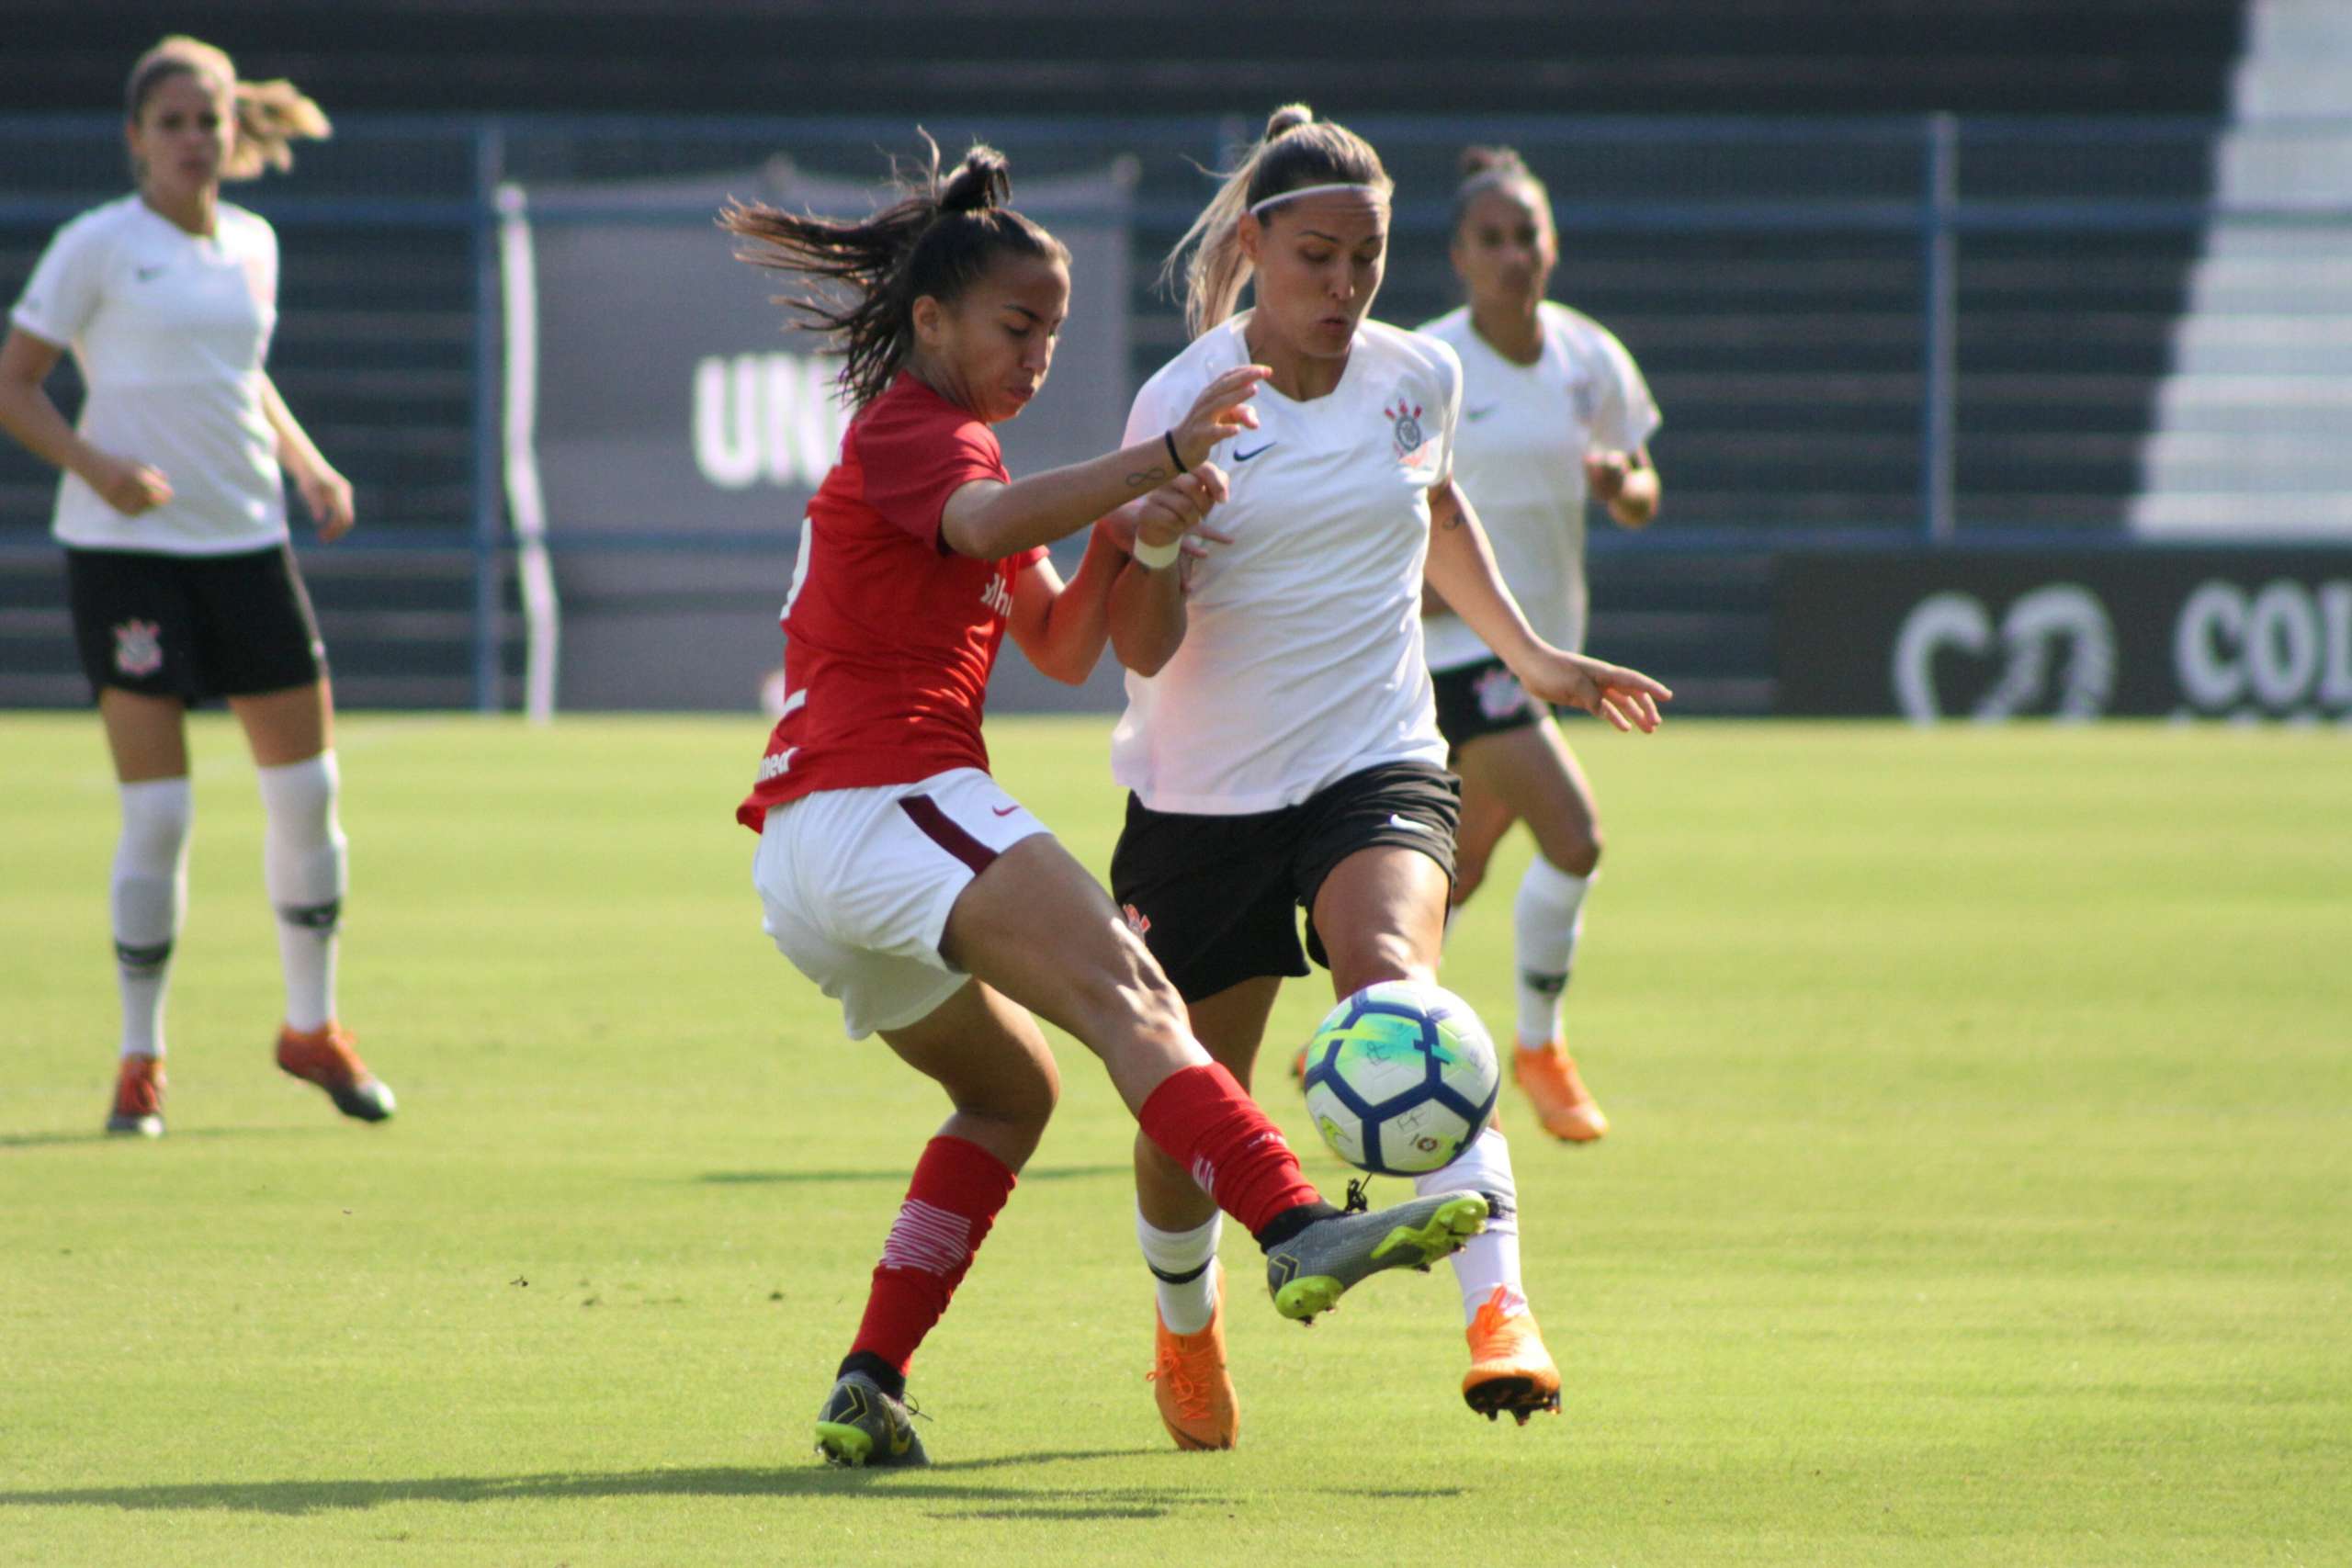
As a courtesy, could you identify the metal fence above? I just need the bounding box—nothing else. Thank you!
[5,112,2349,712]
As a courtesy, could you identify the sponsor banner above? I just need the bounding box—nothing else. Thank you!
[505,159,1132,710]
[1775,550,2352,722]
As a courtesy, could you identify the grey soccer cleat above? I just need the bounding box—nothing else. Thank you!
[1264,1188,1494,1324]
[813,1371,930,1468]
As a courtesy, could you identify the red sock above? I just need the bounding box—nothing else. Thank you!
[848,1135,1017,1377]
[1137,1062,1321,1235]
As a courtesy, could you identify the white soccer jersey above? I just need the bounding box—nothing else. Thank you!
[1111,313,1461,815]
[11,195,288,556]
[1418,302,1659,666]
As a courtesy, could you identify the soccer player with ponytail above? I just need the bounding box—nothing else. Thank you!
[1102,107,1671,1444]
[723,140,1493,1468]
[0,37,390,1136]
[1420,146,1666,1145]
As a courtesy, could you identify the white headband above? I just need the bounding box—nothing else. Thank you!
[1248,181,1390,216]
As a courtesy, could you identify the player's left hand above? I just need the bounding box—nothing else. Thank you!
[299,466,356,542]
[1584,450,1631,501]
[1516,648,1672,734]
[1102,463,1233,561]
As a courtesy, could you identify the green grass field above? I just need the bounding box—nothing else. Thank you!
[3,713,2346,1566]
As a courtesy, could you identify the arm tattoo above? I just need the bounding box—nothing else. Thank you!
[1125,464,1170,490]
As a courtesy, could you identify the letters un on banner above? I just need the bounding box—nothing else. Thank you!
[502,158,1132,711]
[1774,550,2352,723]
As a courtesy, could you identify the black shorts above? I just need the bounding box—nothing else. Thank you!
[1431,656,1544,751]
[66,544,325,705]
[1109,761,1461,1003]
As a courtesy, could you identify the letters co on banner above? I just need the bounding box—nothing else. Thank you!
[1773,550,2352,723]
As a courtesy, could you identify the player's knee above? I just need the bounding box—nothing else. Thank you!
[1330,934,1431,996]
[1546,826,1601,879]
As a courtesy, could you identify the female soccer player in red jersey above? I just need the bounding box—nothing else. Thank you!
[1102,107,1671,1447]
[1419,147,1666,1145]
[0,37,391,1136]
[722,141,1494,1468]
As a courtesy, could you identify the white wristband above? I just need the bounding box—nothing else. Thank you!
[1132,535,1182,570]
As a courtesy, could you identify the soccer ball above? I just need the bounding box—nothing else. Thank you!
[1300,981,1500,1176]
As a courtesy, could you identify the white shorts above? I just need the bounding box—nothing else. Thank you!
[752,767,1051,1040]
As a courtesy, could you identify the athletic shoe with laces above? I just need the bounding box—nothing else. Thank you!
[1462,1285,1564,1424]
[1513,1037,1607,1143]
[105,1053,165,1137]
[813,1371,930,1467]
[1148,1269,1238,1450]
[1264,1183,1493,1324]
[275,1022,395,1123]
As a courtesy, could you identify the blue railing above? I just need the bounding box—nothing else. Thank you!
[6,112,2349,710]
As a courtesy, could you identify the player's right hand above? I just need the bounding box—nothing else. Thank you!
[1171,365,1271,468]
[87,454,173,517]
[1133,461,1231,556]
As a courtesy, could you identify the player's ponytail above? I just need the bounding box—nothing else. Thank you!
[1451,145,1548,234]
[125,37,330,182]
[722,136,1068,408]
[1162,103,1391,339]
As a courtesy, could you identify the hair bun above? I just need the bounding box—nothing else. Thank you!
[1265,104,1316,139]
[939,145,1011,214]
[1459,144,1525,179]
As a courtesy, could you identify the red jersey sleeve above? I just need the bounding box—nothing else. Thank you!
[853,381,1010,549]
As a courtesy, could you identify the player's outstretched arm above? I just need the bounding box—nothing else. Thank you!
[940,367,1265,562]
[1423,476,1671,733]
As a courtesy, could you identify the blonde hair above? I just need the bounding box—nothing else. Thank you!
[126,36,331,181]
[1161,103,1391,339]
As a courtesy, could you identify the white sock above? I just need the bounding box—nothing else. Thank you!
[1513,858,1591,1046]
[256,752,346,1032]
[1418,1125,1527,1325]
[1137,1207,1222,1336]
[112,778,193,1059]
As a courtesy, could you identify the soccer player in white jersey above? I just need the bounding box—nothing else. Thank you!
[1418,146,1665,1144]
[1101,106,1672,1444]
[0,37,392,1135]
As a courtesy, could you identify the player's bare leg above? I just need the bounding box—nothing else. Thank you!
[1454,718,1607,1142]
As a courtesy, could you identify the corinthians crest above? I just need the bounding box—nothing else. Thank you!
[112,618,164,678]
[1383,398,1426,460]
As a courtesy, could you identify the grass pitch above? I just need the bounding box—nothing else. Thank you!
[2,713,2346,1566]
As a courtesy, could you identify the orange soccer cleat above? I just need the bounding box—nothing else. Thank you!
[276,1021,396,1123]
[106,1053,166,1137]
[1462,1286,1563,1425]
[1147,1277,1239,1450]
[1512,1038,1608,1143]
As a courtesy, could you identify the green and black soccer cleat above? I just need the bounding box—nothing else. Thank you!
[813,1371,929,1468]
[1264,1188,1494,1324]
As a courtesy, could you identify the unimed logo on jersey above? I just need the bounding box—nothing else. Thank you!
[692,352,850,490]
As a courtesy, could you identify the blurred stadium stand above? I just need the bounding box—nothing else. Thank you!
[6,0,2323,715]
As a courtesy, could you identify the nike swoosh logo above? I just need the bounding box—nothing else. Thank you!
[1232,443,1276,462]
[1385,815,1433,833]
[1464,406,1498,422]
[134,265,166,283]
[991,805,1020,817]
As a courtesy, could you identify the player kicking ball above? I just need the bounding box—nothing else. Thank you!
[720,140,1495,1467]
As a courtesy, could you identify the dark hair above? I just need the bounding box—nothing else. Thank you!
[1451,145,1549,234]
[721,137,1069,409]
[1163,103,1391,338]
[126,36,330,182]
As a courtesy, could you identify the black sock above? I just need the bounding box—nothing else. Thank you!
[837,1350,905,1401]
[1250,1198,1338,1251]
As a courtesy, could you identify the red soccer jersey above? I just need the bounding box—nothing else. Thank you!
[738,373,1045,829]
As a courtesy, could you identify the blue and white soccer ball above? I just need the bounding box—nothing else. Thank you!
[1301,980,1501,1176]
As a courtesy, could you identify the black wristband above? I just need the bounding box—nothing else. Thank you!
[1162,430,1185,475]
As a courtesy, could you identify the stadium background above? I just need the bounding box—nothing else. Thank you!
[3,0,2345,719]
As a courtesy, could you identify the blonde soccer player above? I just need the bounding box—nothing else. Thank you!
[1101,106,1671,1445]
[1417,146,1665,1143]
[0,37,390,1135]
